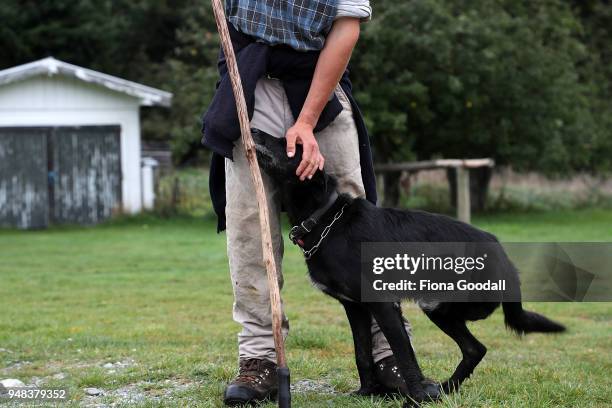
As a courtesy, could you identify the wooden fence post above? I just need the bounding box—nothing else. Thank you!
[456,167,471,223]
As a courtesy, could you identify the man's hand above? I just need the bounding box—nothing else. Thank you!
[286,17,361,181]
[286,121,325,180]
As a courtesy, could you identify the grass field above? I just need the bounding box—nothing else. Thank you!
[1,209,611,407]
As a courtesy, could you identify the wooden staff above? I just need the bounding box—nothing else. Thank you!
[209,1,291,406]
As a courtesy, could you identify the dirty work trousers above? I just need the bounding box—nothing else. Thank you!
[225,77,411,363]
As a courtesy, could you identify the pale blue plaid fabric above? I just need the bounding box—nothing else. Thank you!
[226,0,338,51]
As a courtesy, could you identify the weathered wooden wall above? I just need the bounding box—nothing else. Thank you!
[0,126,122,229]
[50,126,122,225]
[0,128,49,228]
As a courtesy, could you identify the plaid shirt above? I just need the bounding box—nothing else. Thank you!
[225,0,338,51]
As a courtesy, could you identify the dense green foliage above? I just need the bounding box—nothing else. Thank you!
[354,1,593,173]
[1,0,610,174]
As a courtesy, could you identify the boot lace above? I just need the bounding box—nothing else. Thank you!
[235,359,267,384]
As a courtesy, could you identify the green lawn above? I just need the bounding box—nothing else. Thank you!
[0,209,611,407]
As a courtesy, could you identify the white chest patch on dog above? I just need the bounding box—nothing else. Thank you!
[311,280,356,302]
[416,299,441,312]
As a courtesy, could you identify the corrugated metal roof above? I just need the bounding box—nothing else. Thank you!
[0,57,173,107]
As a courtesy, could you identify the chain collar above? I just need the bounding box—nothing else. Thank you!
[289,191,338,245]
[291,203,347,260]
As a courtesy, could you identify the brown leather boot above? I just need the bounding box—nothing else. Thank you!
[223,358,278,406]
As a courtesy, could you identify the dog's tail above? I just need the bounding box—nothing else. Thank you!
[502,302,566,335]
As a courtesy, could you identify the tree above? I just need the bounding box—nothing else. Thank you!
[351,0,607,208]
[141,3,220,163]
[571,0,612,176]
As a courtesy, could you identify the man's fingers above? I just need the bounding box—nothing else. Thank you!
[298,146,322,180]
[296,144,313,177]
[286,131,297,158]
[301,152,324,179]
[305,159,318,179]
[296,161,308,178]
[305,151,322,179]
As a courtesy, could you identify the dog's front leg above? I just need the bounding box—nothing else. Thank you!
[341,300,379,395]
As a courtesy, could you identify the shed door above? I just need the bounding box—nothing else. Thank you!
[0,128,49,229]
[50,126,122,224]
[0,126,122,229]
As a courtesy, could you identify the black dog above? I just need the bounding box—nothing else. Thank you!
[253,130,565,407]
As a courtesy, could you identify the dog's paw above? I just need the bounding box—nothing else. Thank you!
[440,378,460,394]
[351,385,382,396]
[402,384,443,408]
[421,378,443,400]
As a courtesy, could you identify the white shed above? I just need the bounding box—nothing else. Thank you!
[0,57,172,228]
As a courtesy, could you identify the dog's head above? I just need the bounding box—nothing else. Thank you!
[253,129,338,221]
[252,129,303,184]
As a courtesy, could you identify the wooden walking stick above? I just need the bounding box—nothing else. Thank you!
[210,1,291,406]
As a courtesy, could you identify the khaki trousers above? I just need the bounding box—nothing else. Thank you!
[225,78,410,363]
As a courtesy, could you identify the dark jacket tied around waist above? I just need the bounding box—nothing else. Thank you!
[202,22,377,232]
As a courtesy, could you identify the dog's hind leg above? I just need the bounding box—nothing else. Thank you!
[424,311,486,394]
[341,301,378,395]
[368,302,441,407]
